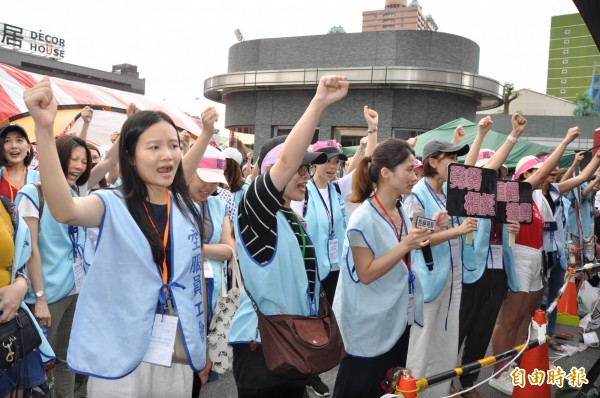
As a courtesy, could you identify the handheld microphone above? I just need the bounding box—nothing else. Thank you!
[413,210,434,271]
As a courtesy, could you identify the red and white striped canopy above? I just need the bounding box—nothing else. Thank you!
[0,63,202,144]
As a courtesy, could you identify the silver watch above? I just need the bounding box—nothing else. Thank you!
[35,290,46,298]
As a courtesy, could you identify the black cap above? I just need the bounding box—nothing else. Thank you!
[422,140,469,160]
[258,135,327,174]
[0,124,30,143]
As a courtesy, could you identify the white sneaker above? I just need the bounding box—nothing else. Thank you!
[488,371,514,395]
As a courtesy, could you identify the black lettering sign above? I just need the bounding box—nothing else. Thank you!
[446,164,498,219]
[493,180,533,224]
[1,24,23,48]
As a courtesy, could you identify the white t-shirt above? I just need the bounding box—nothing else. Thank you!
[291,170,355,216]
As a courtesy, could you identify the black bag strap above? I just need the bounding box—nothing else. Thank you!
[303,189,309,217]
[33,183,44,221]
[332,181,341,196]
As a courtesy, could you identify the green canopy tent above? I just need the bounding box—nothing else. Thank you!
[343,118,576,170]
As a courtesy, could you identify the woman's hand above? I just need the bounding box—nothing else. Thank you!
[23,76,57,133]
[363,105,378,131]
[506,220,520,238]
[432,210,449,231]
[452,125,466,144]
[0,280,27,323]
[478,116,493,137]
[200,107,219,133]
[402,227,431,251]
[563,127,581,145]
[34,299,52,328]
[510,113,527,138]
[458,217,478,235]
[197,356,212,387]
[81,106,94,124]
[313,76,349,108]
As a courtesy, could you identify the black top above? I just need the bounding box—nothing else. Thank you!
[147,202,171,282]
[237,171,317,299]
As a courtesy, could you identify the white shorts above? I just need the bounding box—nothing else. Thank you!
[512,244,543,293]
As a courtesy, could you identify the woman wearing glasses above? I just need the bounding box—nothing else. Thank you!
[228,76,348,397]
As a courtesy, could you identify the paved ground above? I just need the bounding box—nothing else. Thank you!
[200,341,599,398]
[68,328,598,397]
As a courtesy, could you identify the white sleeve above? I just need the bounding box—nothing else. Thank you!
[17,196,40,219]
[290,200,305,216]
[336,170,354,201]
[402,194,423,219]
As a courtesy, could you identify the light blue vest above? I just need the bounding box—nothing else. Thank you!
[567,183,594,239]
[229,211,321,344]
[534,184,566,268]
[461,218,519,292]
[16,183,83,304]
[67,190,206,378]
[10,208,55,362]
[204,196,227,313]
[304,180,348,278]
[406,179,458,302]
[333,200,423,357]
[233,183,249,211]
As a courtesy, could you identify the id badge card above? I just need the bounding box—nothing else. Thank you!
[488,244,503,269]
[203,259,214,279]
[142,313,178,367]
[407,293,415,326]
[328,238,339,265]
[72,254,86,293]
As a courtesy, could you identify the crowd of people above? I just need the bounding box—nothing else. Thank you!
[0,74,599,398]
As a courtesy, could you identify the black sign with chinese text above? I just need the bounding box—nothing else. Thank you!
[493,180,533,224]
[446,164,498,219]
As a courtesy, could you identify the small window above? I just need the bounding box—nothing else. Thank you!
[560,89,566,94]
[562,59,568,64]
[562,69,568,74]
[564,39,570,44]
[561,79,567,84]
[565,29,571,34]
[563,49,569,54]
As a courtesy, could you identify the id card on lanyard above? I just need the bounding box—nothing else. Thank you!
[69,225,86,292]
[143,313,178,367]
[373,195,415,325]
[314,181,339,267]
[142,192,178,367]
[488,245,503,269]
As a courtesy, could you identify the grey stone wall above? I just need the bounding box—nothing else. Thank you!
[224,30,483,154]
[226,88,477,155]
[228,31,480,74]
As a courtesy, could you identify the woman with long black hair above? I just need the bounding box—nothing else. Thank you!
[23,77,214,397]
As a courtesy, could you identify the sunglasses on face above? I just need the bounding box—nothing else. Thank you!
[297,164,316,177]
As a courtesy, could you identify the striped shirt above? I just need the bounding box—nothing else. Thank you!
[238,171,318,299]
